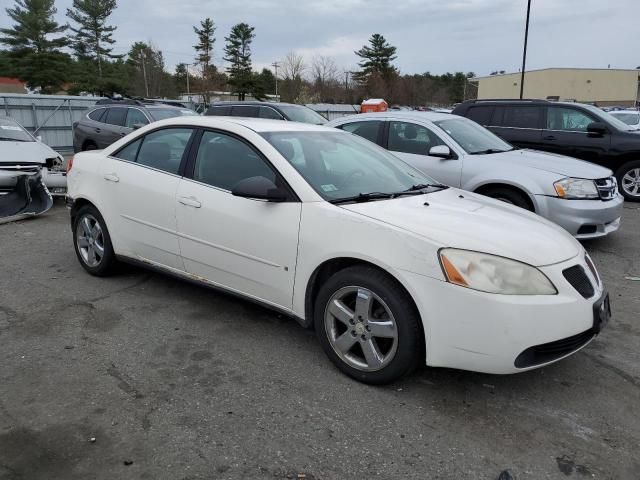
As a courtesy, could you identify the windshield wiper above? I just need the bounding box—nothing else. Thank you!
[0,137,28,142]
[470,148,512,155]
[402,183,449,192]
[329,192,395,204]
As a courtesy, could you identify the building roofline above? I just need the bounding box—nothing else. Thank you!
[472,67,640,80]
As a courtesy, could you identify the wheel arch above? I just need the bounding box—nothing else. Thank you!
[472,181,537,212]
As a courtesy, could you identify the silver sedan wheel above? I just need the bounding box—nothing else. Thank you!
[324,286,398,372]
[76,214,105,268]
[621,168,640,197]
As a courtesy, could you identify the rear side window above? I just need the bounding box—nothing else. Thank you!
[208,106,231,116]
[88,108,106,122]
[136,128,193,175]
[104,108,127,127]
[466,106,494,125]
[259,106,284,120]
[339,121,382,144]
[501,106,542,129]
[232,105,259,118]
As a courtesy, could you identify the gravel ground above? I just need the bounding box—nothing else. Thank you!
[0,201,639,480]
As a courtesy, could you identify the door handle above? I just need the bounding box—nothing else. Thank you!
[95,128,101,133]
[103,173,119,182]
[178,196,202,208]
[543,135,556,141]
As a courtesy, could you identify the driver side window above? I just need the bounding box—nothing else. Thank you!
[388,121,446,155]
[546,107,595,132]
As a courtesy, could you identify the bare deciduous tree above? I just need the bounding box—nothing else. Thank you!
[281,51,306,80]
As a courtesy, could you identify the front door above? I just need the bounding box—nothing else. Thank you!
[175,129,301,310]
[385,120,463,187]
[98,127,195,270]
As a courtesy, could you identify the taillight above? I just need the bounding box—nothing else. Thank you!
[66,155,74,173]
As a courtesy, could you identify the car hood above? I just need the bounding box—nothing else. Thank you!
[0,141,58,165]
[486,149,612,178]
[341,188,581,267]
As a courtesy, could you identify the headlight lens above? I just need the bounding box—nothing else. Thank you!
[439,249,557,295]
[554,178,599,199]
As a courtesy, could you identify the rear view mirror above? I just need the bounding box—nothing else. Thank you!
[36,135,42,142]
[587,122,607,136]
[429,145,453,159]
[232,176,288,202]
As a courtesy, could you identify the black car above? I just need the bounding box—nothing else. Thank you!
[73,100,197,152]
[452,99,640,200]
[205,101,327,125]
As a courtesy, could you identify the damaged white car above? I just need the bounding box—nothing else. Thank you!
[0,116,66,222]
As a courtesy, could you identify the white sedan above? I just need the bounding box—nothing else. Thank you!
[67,117,610,384]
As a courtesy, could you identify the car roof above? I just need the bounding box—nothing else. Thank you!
[330,111,455,123]
[459,99,597,109]
[209,101,303,108]
[150,115,336,133]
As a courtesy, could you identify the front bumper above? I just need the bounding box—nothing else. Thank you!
[400,253,607,374]
[0,171,53,223]
[535,194,624,239]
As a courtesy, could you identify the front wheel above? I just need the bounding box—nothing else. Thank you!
[72,205,118,276]
[616,161,640,201]
[483,187,533,210]
[314,266,423,384]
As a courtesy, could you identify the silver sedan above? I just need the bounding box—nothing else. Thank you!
[328,112,623,239]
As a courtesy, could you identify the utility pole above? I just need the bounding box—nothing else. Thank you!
[519,0,532,99]
[184,63,191,97]
[140,51,149,97]
[272,61,280,99]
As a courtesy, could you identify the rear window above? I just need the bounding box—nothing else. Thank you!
[88,108,106,122]
[466,106,494,125]
[104,108,127,126]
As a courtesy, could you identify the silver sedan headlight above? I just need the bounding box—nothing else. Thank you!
[554,178,599,199]
[439,248,557,295]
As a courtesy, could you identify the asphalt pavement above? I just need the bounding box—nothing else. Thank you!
[1,201,639,479]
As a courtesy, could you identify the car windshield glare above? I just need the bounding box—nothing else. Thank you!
[610,112,640,126]
[0,117,34,142]
[434,117,513,154]
[277,105,328,125]
[149,108,198,121]
[261,131,438,202]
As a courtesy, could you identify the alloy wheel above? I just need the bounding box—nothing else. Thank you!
[76,214,105,267]
[324,286,398,372]
[621,168,640,197]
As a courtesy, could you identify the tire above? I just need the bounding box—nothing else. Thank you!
[616,161,640,201]
[482,187,532,210]
[72,204,118,276]
[314,266,423,384]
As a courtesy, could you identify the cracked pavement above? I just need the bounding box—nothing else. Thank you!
[0,202,639,479]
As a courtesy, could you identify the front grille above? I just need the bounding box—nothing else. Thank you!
[563,265,595,299]
[594,177,617,200]
[515,329,595,368]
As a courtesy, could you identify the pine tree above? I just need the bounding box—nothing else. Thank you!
[223,23,257,101]
[353,33,397,84]
[0,0,70,93]
[193,17,215,100]
[66,0,121,88]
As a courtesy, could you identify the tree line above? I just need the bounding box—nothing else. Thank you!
[0,0,476,106]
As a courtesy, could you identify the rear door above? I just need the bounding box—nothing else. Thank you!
[384,120,463,187]
[101,107,129,147]
[490,105,543,149]
[542,106,611,161]
[175,129,301,309]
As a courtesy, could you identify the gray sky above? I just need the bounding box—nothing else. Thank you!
[2,0,639,76]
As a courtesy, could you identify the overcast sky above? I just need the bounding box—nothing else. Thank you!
[1,0,639,77]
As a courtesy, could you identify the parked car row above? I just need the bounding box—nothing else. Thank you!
[67,116,611,384]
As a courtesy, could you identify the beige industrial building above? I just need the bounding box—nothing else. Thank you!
[473,68,640,107]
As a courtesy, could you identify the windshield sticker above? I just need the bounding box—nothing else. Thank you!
[0,126,22,131]
[321,184,338,192]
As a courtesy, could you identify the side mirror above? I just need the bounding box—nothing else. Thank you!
[587,122,607,136]
[36,135,42,142]
[428,145,453,159]
[132,123,146,130]
[232,176,288,202]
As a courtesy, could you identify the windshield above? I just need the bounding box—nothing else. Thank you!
[610,111,640,126]
[434,117,512,154]
[261,131,439,202]
[277,105,327,125]
[0,117,34,142]
[149,108,198,121]
[580,104,637,131]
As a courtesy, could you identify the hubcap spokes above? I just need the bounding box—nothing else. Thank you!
[622,168,640,196]
[325,286,398,372]
[76,214,104,267]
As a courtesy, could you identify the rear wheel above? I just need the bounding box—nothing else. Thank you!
[83,141,98,151]
[616,161,640,201]
[482,187,533,210]
[314,266,423,384]
[72,205,118,276]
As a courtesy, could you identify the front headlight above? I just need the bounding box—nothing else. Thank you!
[554,178,599,199]
[439,248,557,295]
